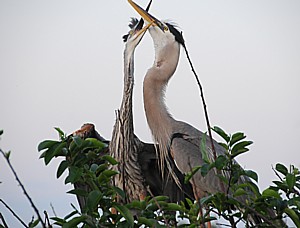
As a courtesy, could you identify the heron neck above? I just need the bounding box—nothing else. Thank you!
[143,68,176,145]
[119,47,135,130]
[143,42,181,140]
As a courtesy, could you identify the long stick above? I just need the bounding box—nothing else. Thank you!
[0,149,46,228]
[183,43,226,193]
[0,199,28,227]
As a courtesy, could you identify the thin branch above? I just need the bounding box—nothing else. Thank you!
[0,199,28,227]
[0,149,46,228]
[50,203,57,217]
[238,200,277,227]
[187,160,206,228]
[182,44,216,160]
[44,211,52,228]
[0,212,9,228]
[271,165,284,182]
[147,186,169,227]
[183,42,226,194]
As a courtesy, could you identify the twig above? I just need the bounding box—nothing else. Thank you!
[182,44,216,161]
[147,186,169,227]
[238,200,277,227]
[272,166,300,197]
[44,211,52,227]
[187,160,206,228]
[50,203,57,217]
[0,149,46,228]
[0,212,9,228]
[0,199,28,227]
[271,165,284,182]
[183,41,226,193]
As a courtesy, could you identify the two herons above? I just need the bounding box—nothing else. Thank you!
[111,0,225,201]
[109,0,279,226]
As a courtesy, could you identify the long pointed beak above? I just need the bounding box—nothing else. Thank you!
[134,0,152,31]
[128,0,165,32]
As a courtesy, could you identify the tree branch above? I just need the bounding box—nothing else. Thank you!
[0,149,46,228]
[0,199,28,227]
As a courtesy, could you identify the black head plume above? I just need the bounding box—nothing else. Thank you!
[166,23,185,47]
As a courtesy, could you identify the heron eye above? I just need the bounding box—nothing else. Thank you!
[164,26,169,31]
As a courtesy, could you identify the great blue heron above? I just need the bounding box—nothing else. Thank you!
[127,1,286,226]
[109,2,193,204]
[128,0,231,199]
[109,13,150,203]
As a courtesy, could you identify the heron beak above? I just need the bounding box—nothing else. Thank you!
[131,0,154,40]
[133,22,153,40]
[128,0,165,32]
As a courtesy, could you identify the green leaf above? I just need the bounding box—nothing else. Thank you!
[284,208,300,227]
[102,170,119,178]
[262,189,281,199]
[65,166,83,184]
[64,210,77,220]
[230,132,246,147]
[200,133,210,163]
[67,188,88,197]
[90,163,98,172]
[57,160,69,178]
[28,219,39,227]
[148,196,169,204]
[72,136,83,147]
[55,127,66,140]
[165,203,182,211]
[42,142,59,164]
[215,155,227,170]
[50,217,66,225]
[244,182,261,197]
[272,180,288,191]
[286,173,296,190]
[200,195,213,205]
[244,170,258,182]
[127,200,143,209]
[112,186,125,199]
[218,142,228,151]
[138,217,155,227]
[275,163,288,175]
[85,138,107,150]
[44,142,67,165]
[201,163,210,177]
[113,203,134,227]
[184,166,201,184]
[234,188,247,197]
[38,140,59,152]
[87,190,102,212]
[4,151,11,159]
[212,126,230,143]
[62,215,87,228]
[231,141,252,158]
[102,155,118,165]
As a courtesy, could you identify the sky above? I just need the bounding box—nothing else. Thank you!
[0,0,299,226]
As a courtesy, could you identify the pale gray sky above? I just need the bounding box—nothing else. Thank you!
[0,0,299,226]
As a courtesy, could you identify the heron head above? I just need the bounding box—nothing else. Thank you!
[128,0,185,48]
[122,0,153,50]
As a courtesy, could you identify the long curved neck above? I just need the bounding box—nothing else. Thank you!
[143,42,181,149]
[143,72,174,140]
[119,46,135,132]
